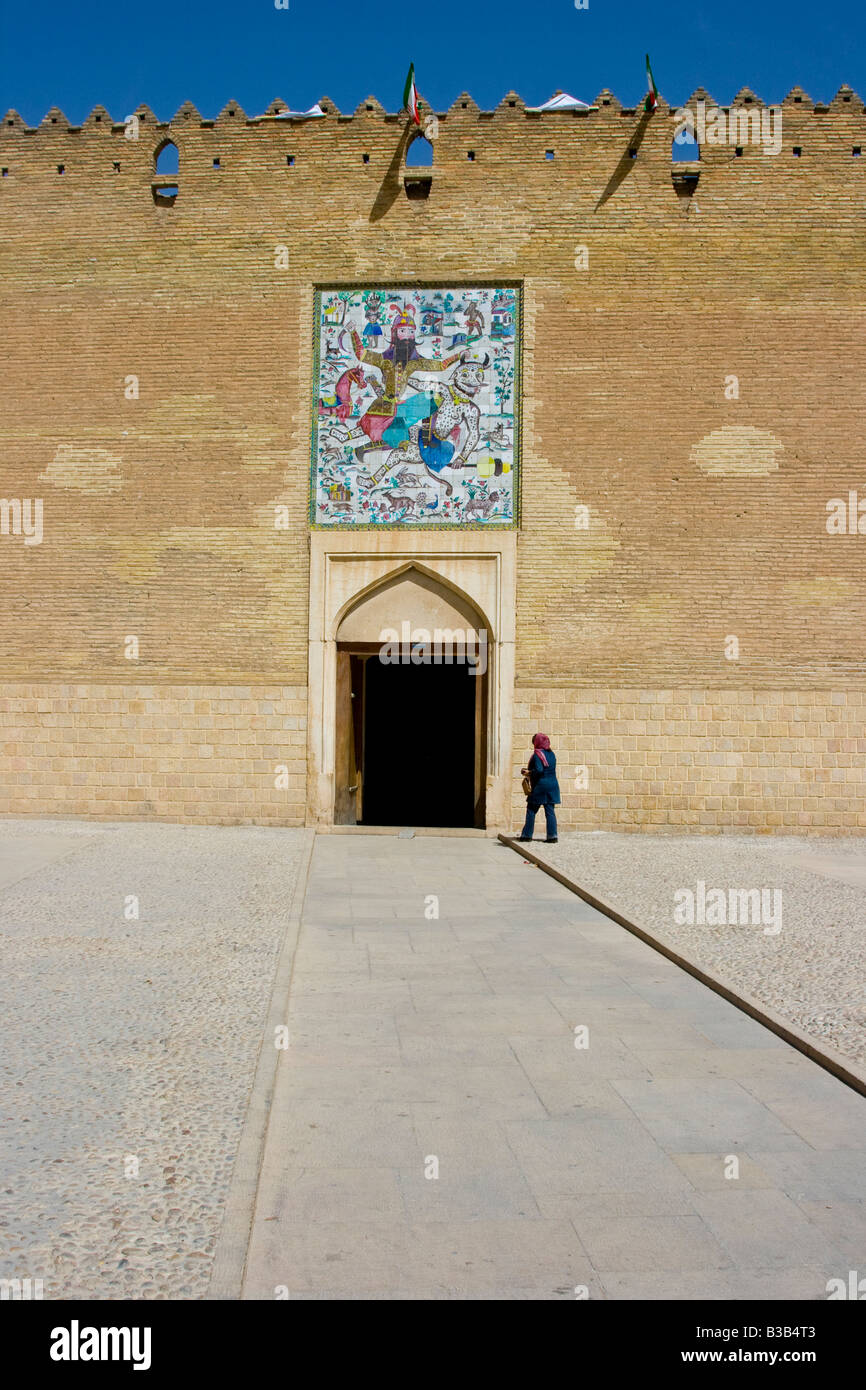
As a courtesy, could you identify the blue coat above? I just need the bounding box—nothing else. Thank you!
[527,750,560,807]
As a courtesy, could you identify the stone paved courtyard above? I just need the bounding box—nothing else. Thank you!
[1,822,864,1300]
[524,834,866,1065]
[0,819,306,1299]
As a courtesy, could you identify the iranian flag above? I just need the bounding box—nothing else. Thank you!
[403,62,421,125]
[644,53,659,112]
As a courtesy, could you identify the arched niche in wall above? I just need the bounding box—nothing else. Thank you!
[403,130,433,199]
[152,138,179,206]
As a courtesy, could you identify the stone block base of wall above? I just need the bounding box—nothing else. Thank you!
[512,689,866,834]
[3,682,863,834]
[0,683,307,826]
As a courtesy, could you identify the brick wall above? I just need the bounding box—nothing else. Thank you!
[1,86,864,828]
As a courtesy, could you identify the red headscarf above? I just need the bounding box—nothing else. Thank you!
[532,733,551,767]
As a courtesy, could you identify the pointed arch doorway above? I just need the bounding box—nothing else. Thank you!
[306,533,516,833]
[333,567,487,827]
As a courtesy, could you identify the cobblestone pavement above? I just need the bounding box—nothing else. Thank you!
[0,819,306,1299]
[521,834,866,1065]
[242,836,866,1300]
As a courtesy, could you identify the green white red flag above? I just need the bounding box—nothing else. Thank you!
[403,62,421,125]
[644,54,659,112]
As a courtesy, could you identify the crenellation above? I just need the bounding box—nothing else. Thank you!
[82,105,113,130]
[216,99,247,123]
[592,89,622,113]
[830,84,864,111]
[352,95,386,116]
[447,92,479,115]
[171,100,203,124]
[495,91,526,113]
[0,91,862,166]
[41,106,71,129]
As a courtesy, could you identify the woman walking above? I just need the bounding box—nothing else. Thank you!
[516,733,560,843]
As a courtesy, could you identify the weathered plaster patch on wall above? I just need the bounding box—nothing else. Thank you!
[782,576,854,607]
[40,445,123,493]
[690,425,784,477]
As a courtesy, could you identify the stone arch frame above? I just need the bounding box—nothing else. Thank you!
[332,563,491,826]
[331,558,493,643]
[306,531,516,830]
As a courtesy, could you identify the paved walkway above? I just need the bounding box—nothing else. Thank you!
[242,835,866,1300]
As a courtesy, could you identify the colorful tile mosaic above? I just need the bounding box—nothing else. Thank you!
[310,285,520,527]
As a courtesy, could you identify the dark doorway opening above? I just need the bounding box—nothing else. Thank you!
[334,642,486,829]
[362,659,477,827]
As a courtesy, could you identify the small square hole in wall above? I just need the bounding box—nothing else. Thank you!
[95,114,102,122]
[213,158,221,169]
[467,150,475,160]
[735,146,744,156]
[286,155,295,166]
[57,164,65,174]
[461,101,468,109]
[545,149,554,160]
[793,146,802,156]
[628,147,637,159]
[853,146,862,156]
[362,153,370,163]
[1,168,8,177]
[112,161,120,172]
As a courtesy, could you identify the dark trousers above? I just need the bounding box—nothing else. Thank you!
[521,802,557,840]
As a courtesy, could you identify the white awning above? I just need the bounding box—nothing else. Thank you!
[527,91,597,112]
[260,103,326,119]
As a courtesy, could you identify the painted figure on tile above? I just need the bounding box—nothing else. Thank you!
[362,291,384,348]
[341,308,463,452]
[312,285,518,527]
[381,349,489,495]
[463,299,485,339]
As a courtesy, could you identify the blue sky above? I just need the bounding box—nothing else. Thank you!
[1,0,863,125]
